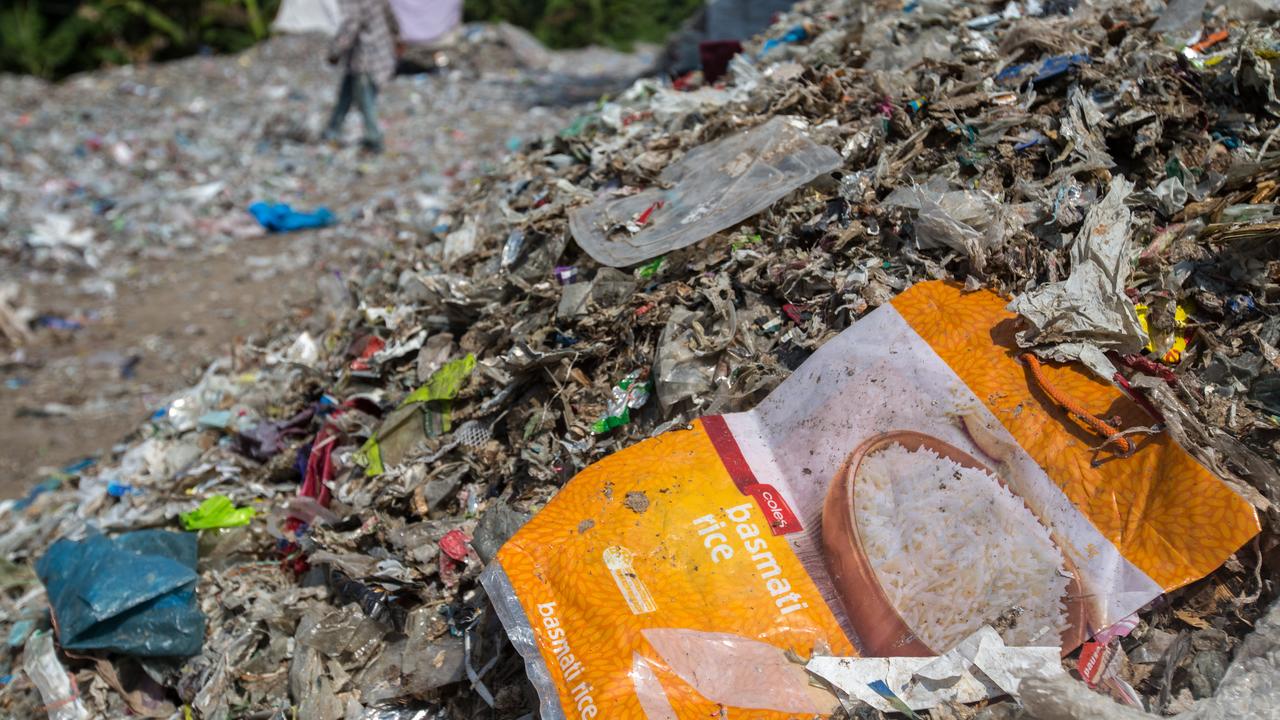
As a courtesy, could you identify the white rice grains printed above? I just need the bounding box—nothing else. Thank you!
[854,442,1070,651]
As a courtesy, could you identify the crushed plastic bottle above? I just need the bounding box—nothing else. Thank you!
[23,631,89,720]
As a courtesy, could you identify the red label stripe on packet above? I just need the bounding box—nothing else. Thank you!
[702,415,802,536]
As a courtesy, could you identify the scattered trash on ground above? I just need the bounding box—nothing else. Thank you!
[2,0,1280,718]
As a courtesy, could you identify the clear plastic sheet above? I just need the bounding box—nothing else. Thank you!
[568,117,841,266]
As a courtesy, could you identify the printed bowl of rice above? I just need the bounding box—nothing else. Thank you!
[821,431,1086,656]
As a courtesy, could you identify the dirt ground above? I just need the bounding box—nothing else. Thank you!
[0,229,370,496]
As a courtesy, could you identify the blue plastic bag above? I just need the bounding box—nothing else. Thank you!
[36,530,205,657]
[248,201,336,232]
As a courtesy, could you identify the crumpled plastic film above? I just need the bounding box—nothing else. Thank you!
[569,116,841,266]
[1008,176,1148,379]
[655,306,718,409]
[23,631,90,720]
[883,177,1013,271]
[36,530,205,657]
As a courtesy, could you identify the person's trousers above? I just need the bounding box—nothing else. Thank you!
[325,73,381,145]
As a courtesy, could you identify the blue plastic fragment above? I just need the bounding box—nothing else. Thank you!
[7,619,34,647]
[106,481,141,497]
[761,25,808,55]
[1212,131,1241,149]
[62,457,97,474]
[198,409,234,429]
[1014,133,1046,151]
[1033,53,1091,83]
[868,679,923,718]
[13,478,61,511]
[36,315,82,331]
[994,63,1028,85]
[996,54,1090,86]
[36,530,205,657]
[1227,294,1258,315]
[248,201,336,233]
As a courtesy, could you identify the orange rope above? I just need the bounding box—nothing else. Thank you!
[1019,353,1136,456]
[1190,29,1229,54]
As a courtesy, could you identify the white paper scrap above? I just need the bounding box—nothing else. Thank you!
[805,626,1063,713]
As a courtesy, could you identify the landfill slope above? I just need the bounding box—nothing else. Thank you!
[0,31,602,495]
[2,1,1280,719]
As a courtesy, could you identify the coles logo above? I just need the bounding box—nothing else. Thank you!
[742,483,801,536]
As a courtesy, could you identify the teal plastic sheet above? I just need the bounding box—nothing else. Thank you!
[36,530,205,657]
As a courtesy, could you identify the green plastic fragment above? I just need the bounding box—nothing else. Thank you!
[180,495,255,530]
[636,257,664,279]
[403,354,476,406]
[357,435,384,477]
[559,114,596,138]
[359,354,476,477]
[591,407,632,434]
[591,370,652,434]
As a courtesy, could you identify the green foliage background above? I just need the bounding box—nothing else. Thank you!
[0,0,698,79]
[0,0,279,78]
[462,0,702,50]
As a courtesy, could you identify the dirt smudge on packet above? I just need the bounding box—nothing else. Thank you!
[625,491,650,513]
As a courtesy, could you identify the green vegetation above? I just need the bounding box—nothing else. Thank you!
[0,0,698,79]
[463,0,702,50]
[0,0,279,79]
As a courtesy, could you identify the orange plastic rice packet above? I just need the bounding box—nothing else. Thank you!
[481,281,1260,719]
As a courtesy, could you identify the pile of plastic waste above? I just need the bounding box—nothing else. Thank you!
[2,0,1279,718]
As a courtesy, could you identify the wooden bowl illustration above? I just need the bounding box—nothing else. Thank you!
[820,430,1089,657]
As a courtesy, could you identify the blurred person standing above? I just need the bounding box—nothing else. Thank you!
[322,0,396,152]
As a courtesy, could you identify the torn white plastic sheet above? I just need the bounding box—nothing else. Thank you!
[1018,598,1280,720]
[1007,176,1147,379]
[568,116,841,267]
[372,329,427,365]
[28,214,100,268]
[1056,86,1114,177]
[806,626,1062,713]
[390,0,461,44]
[272,331,320,368]
[271,0,341,35]
[883,177,1012,271]
[28,214,95,250]
[176,181,226,205]
[442,219,479,266]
